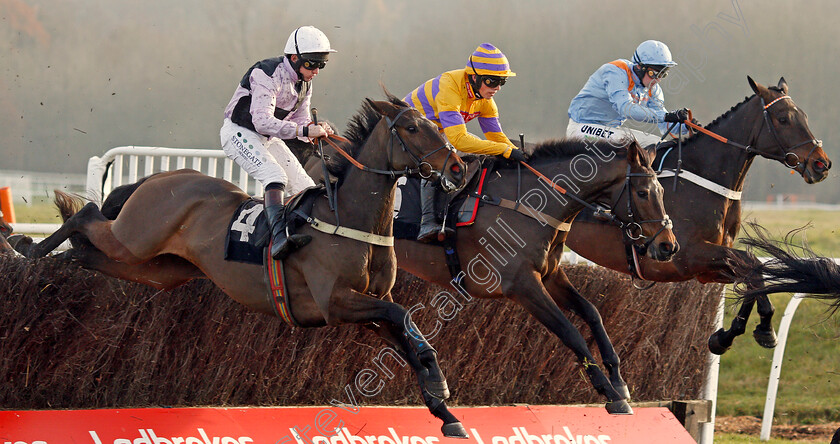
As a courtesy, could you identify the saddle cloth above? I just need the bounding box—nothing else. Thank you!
[224,199,269,265]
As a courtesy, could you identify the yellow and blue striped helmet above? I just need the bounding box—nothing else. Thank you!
[465,43,516,77]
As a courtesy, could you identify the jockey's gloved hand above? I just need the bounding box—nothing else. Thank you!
[307,123,329,139]
[664,108,690,123]
[507,148,527,162]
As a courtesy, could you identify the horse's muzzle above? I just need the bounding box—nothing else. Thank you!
[803,156,831,184]
[649,238,679,262]
[440,161,466,193]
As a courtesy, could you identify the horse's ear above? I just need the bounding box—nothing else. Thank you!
[777,77,788,93]
[626,140,641,165]
[366,98,399,117]
[747,76,765,96]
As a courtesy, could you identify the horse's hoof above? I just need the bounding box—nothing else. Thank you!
[605,400,633,415]
[425,379,450,400]
[441,422,469,439]
[753,326,778,349]
[707,328,731,355]
[614,383,631,401]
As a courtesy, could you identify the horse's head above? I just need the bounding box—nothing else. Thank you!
[748,76,831,184]
[608,141,679,262]
[366,98,466,192]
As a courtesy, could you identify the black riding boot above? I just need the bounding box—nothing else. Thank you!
[264,188,312,260]
[416,180,452,243]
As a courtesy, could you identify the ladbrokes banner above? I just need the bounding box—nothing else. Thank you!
[0,405,694,444]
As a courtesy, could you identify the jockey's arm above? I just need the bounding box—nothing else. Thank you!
[249,70,307,139]
[437,81,516,157]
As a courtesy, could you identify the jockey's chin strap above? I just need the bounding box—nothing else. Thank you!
[679,96,822,170]
[518,161,672,255]
[319,108,456,182]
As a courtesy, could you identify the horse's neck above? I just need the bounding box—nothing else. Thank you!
[680,98,762,191]
[335,151,396,236]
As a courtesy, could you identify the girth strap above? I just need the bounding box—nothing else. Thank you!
[308,217,395,247]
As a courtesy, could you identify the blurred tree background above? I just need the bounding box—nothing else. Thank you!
[1,0,837,201]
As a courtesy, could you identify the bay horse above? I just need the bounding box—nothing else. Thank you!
[393,138,678,414]
[14,97,472,438]
[564,76,832,355]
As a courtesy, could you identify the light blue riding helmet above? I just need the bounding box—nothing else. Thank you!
[632,40,677,67]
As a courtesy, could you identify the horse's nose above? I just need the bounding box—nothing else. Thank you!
[657,240,679,259]
[449,162,465,185]
[815,158,831,173]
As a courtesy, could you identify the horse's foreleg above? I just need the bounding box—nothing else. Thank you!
[510,271,631,414]
[326,287,467,438]
[544,270,629,401]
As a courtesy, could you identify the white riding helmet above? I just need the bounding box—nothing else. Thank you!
[632,40,677,67]
[283,26,336,59]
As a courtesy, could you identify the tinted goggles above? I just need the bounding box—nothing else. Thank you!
[302,58,327,70]
[481,76,507,88]
[646,66,669,79]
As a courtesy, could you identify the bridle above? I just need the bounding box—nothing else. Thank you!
[757,95,822,169]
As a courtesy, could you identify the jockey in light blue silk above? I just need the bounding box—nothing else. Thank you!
[566,40,690,147]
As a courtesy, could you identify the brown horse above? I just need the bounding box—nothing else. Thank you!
[394,139,678,413]
[564,77,832,355]
[14,97,472,437]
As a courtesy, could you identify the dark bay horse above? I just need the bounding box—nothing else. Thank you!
[564,77,832,355]
[394,139,678,414]
[14,98,472,437]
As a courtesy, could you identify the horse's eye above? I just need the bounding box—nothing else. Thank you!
[637,190,649,199]
[778,117,788,124]
[406,126,418,133]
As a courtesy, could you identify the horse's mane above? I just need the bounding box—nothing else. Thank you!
[327,93,408,178]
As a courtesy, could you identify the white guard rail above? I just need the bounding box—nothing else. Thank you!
[85,146,264,204]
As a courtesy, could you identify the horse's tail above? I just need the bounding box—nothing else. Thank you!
[731,222,840,314]
[53,174,156,251]
[53,190,85,222]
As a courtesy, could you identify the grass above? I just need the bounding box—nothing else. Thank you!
[715,433,826,443]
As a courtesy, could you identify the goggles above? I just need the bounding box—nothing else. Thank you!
[481,76,507,88]
[645,66,669,79]
[301,58,327,70]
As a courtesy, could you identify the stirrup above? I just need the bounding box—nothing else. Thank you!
[270,233,312,260]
